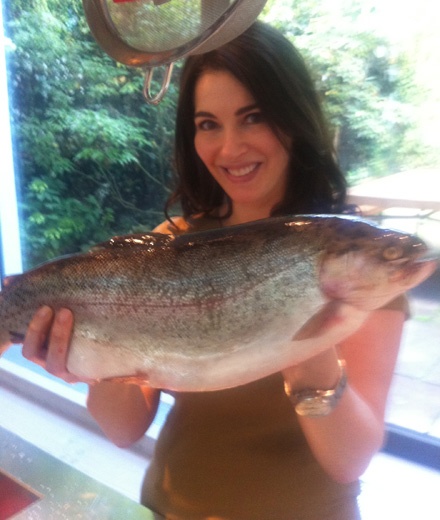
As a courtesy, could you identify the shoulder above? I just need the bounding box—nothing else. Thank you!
[380,294,410,319]
[153,216,191,235]
[153,214,221,235]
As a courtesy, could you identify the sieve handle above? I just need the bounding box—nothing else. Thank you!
[143,63,174,105]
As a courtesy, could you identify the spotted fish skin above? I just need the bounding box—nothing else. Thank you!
[0,215,437,391]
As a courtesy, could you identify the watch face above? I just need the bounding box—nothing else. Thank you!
[287,360,347,417]
[295,396,333,417]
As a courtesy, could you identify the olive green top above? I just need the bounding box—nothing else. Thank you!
[141,216,407,520]
[142,373,363,520]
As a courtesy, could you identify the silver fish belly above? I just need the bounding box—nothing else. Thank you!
[0,215,437,391]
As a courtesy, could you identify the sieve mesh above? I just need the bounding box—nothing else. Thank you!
[83,0,267,103]
[104,0,267,56]
[106,0,235,53]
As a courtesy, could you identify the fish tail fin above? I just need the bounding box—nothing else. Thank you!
[0,321,12,357]
[0,343,10,357]
[0,285,12,355]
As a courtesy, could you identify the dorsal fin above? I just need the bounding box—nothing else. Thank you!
[92,232,175,251]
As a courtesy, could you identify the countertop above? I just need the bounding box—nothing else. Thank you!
[0,425,157,519]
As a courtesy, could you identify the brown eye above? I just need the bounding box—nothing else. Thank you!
[383,246,403,260]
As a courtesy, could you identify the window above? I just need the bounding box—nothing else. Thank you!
[1,0,439,468]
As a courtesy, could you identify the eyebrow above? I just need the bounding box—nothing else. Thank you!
[194,103,259,119]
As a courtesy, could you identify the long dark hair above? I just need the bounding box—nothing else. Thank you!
[165,21,348,221]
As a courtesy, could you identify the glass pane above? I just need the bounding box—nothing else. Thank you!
[1,0,439,452]
[0,0,21,279]
[266,0,440,446]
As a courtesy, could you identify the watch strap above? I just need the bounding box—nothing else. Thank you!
[284,359,347,417]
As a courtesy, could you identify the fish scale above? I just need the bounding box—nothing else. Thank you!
[0,215,437,391]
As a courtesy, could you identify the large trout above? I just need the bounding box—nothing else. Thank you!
[0,215,437,391]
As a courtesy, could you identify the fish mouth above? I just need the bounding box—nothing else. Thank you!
[387,239,439,282]
[415,247,440,263]
[392,257,438,285]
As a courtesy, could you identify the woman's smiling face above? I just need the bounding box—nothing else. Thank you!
[193,70,291,218]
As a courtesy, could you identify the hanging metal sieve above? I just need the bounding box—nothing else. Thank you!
[82,0,267,104]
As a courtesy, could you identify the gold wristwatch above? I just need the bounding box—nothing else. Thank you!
[284,360,347,417]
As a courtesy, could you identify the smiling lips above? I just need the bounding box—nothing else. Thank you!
[223,163,260,179]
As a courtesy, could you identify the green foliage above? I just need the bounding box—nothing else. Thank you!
[5,0,427,267]
[263,0,417,184]
[6,0,177,268]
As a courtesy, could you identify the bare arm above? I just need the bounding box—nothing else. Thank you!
[87,381,160,448]
[282,308,405,483]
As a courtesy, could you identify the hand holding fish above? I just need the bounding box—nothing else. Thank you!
[21,306,85,384]
[20,304,161,447]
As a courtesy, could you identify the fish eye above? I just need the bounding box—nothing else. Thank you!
[383,246,404,261]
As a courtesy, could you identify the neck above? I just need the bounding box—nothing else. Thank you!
[222,203,272,227]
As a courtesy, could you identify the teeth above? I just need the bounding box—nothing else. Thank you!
[226,164,257,177]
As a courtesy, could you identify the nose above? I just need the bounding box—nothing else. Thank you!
[218,127,248,160]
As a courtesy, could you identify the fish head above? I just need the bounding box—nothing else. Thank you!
[318,218,438,311]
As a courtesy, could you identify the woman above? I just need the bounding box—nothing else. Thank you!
[22,22,406,519]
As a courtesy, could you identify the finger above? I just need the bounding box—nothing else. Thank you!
[45,308,74,378]
[22,306,54,365]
